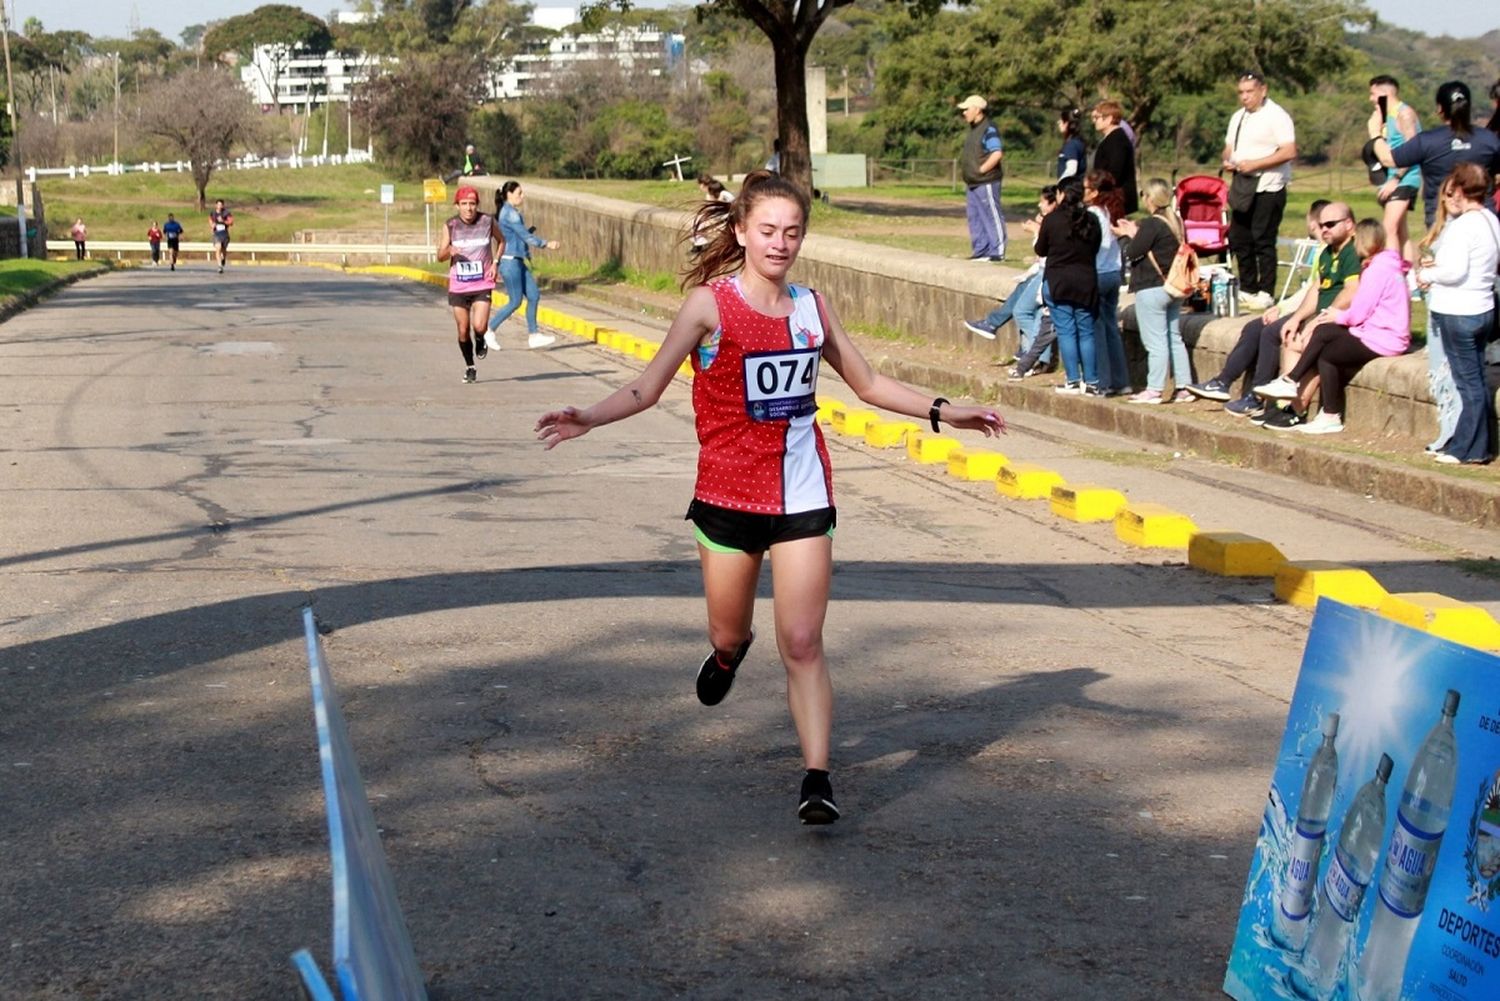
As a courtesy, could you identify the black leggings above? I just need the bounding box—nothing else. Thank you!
[1287,323,1378,417]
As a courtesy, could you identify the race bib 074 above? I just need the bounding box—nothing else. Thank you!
[743,348,819,422]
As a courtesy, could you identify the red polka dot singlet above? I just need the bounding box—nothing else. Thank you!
[691,276,834,515]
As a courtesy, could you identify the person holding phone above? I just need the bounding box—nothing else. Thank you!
[1366,76,1422,262]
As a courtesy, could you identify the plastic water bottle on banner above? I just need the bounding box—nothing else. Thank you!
[1353,690,1461,1001]
[1273,713,1340,952]
[1290,753,1393,1001]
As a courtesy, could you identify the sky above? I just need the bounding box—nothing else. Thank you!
[7,0,1499,47]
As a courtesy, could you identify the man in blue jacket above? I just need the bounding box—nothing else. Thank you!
[958,95,1006,262]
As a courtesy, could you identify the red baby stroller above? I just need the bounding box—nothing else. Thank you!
[1175,175,1230,262]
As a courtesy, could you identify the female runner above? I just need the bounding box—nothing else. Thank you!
[535,171,1006,824]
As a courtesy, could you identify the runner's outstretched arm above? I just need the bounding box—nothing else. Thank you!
[536,285,716,449]
[819,296,1006,436]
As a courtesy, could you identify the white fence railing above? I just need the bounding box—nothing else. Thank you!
[46,239,435,264]
[26,150,375,183]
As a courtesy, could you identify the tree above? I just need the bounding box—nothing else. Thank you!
[138,68,260,207]
[872,0,1370,150]
[360,54,478,177]
[202,5,333,113]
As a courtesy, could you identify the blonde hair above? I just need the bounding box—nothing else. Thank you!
[1353,218,1386,259]
[1141,178,1183,241]
[1419,180,1453,254]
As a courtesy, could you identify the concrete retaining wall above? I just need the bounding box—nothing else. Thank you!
[472,179,1444,440]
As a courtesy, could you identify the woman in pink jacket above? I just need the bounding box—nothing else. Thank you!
[1254,219,1410,434]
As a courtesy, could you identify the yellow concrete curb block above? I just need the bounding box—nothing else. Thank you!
[816,398,847,425]
[578,321,600,341]
[1377,592,1500,650]
[1050,483,1128,523]
[864,420,920,448]
[1274,561,1388,609]
[906,432,961,464]
[1187,532,1286,577]
[996,463,1065,500]
[835,408,881,436]
[635,340,660,361]
[678,360,694,379]
[946,448,1009,482]
[1114,503,1199,549]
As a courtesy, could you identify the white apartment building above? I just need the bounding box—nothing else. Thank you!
[238,6,683,108]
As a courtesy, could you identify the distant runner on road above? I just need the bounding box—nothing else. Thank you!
[436,185,502,384]
[209,200,234,273]
[535,171,1007,826]
[163,214,183,271]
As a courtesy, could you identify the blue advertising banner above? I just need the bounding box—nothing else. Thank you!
[1225,600,1500,1001]
[301,607,429,1001]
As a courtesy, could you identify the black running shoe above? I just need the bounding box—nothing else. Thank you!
[474,335,488,360]
[798,769,840,825]
[695,631,754,706]
[463,367,477,384]
[1260,406,1306,431]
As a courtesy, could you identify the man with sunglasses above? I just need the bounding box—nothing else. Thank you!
[1186,203,1359,422]
[1222,71,1298,311]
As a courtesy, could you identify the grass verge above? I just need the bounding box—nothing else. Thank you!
[0,259,107,305]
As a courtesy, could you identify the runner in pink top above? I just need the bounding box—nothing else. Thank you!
[535,171,1007,826]
[436,185,504,384]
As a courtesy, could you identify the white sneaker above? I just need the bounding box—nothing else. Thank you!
[528,332,557,349]
[1238,290,1274,311]
[483,331,500,352]
[1297,412,1344,435]
[1252,376,1298,400]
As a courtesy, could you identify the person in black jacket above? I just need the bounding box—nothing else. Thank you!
[1114,178,1192,404]
[1034,185,1102,394]
[1091,101,1138,215]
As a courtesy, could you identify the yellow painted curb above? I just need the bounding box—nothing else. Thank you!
[1377,593,1500,650]
[864,420,920,448]
[578,321,600,341]
[996,463,1065,500]
[635,340,660,361]
[906,432,961,464]
[1114,503,1198,549]
[1050,483,1128,523]
[678,360,694,379]
[946,448,1009,482]
[1187,532,1287,577]
[816,398,847,426]
[1274,561,1388,609]
[837,409,881,436]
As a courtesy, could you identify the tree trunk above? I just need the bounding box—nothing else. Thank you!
[771,35,814,199]
[194,168,211,210]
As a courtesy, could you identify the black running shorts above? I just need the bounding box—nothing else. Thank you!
[686,499,836,555]
[447,290,491,308]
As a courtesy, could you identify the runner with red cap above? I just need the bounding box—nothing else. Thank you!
[437,185,503,384]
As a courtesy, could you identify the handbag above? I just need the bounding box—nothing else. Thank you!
[1228,171,1259,214]
[1224,110,1258,213]
[1148,241,1199,300]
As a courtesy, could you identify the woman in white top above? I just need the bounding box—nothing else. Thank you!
[1083,169,1129,395]
[1415,162,1500,464]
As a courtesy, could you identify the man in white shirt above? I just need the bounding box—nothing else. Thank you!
[1222,71,1298,310]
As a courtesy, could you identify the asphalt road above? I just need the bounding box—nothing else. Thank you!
[4,264,1500,999]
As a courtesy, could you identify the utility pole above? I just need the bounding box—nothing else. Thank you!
[112,52,120,171]
[1,0,27,257]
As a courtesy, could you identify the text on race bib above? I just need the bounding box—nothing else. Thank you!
[453,260,484,280]
[743,348,819,422]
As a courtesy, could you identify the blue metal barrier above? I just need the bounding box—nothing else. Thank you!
[292,606,429,1001]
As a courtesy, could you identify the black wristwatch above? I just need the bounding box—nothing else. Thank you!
[929,397,949,433]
